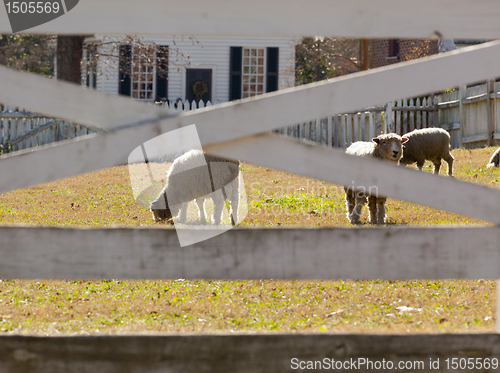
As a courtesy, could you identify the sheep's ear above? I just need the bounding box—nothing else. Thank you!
[372,138,380,144]
[401,137,409,143]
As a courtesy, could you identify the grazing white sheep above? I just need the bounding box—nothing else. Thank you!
[399,127,454,176]
[486,147,500,169]
[344,133,408,225]
[150,150,240,225]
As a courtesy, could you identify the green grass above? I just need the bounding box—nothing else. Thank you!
[0,146,498,335]
[0,279,494,335]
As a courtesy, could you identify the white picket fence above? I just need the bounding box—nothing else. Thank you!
[0,100,213,153]
[281,82,500,150]
[437,81,500,148]
[278,96,437,149]
[0,106,101,153]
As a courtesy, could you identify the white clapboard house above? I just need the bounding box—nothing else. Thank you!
[83,35,298,104]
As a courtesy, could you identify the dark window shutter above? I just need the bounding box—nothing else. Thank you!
[229,46,242,101]
[266,47,279,93]
[85,49,90,87]
[118,45,131,96]
[156,45,169,101]
[86,47,97,89]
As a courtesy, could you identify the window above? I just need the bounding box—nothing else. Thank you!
[131,45,156,101]
[388,39,399,58]
[119,44,168,100]
[242,48,265,98]
[229,46,278,101]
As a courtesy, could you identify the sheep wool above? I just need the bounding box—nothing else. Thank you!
[344,133,408,225]
[150,150,240,225]
[399,127,454,176]
[486,147,500,169]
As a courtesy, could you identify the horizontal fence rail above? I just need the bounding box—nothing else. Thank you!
[2,0,500,39]
[0,334,498,373]
[1,226,499,279]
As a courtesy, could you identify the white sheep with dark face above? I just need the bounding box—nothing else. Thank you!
[344,133,408,225]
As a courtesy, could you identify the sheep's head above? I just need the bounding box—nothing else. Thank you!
[150,192,175,225]
[372,134,408,162]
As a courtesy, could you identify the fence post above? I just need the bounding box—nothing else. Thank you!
[431,94,438,128]
[333,116,339,148]
[385,102,393,133]
[369,112,375,140]
[459,84,467,147]
[486,79,495,146]
[327,116,332,147]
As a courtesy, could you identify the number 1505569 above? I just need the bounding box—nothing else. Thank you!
[5,2,60,14]
[445,358,498,370]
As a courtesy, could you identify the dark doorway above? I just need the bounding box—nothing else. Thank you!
[186,68,212,104]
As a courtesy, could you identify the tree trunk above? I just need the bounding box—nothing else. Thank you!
[359,39,369,71]
[56,35,84,84]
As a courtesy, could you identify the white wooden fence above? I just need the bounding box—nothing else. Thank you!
[278,96,437,149]
[0,0,500,371]
[281,84,500,150]
[437,81,500,148]
[1,100,211,153]
[0,107,102,153]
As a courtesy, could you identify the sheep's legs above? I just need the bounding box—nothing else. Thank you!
[228,180,239,225]
[195,198,207,224]
[443,154,454,177]
[211,193,224,225]
[368,196,387,224]
[345,193,355,215]
[350,195,367,224]
[345,189,368,224]
[376,197,387,224]
[179,203,188,223]
[416,161,425,171]
[432,159,442,175]
[345,190,356,223]
[368,196,378,224]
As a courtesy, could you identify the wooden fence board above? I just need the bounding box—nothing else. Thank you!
[0,334,497,373]
[2,0,500,40]
[0,225,498,279]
